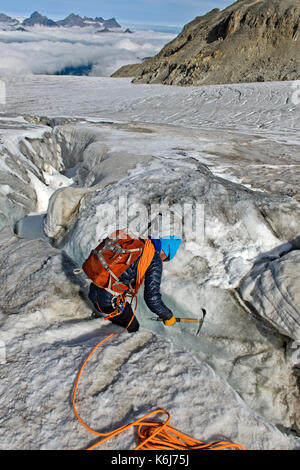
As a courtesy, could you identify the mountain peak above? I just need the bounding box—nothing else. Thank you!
[23,11,57,27]
[56,13,85,27]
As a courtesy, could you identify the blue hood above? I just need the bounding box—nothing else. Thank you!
[160,236,182,260]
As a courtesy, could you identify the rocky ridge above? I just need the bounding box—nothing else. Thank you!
[112,0,300,85]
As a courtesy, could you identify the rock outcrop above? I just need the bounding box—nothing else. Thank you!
[112,0,300,85]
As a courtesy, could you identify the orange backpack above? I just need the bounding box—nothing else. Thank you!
[82,230,155,296]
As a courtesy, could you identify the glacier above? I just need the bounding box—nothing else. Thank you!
[0,76,299,449]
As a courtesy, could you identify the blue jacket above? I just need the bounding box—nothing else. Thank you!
[88,241,173,321]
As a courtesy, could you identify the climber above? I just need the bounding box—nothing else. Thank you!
[87,235,182,333]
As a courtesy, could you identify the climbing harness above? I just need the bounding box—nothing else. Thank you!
[95,291,127,321]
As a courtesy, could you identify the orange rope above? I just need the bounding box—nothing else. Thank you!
[71,293,245,451]
[135,239,155,293]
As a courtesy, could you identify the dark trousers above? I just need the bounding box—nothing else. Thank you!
[88,284,139,333]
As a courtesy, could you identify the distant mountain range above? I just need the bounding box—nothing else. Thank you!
[0,11,121,29]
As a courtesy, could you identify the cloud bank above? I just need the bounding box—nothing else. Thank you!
[0,26,176,76]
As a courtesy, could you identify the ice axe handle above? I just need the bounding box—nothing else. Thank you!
[151,317,202,324]
[175,318,199,323]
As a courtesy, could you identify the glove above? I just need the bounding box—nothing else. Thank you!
[163,315,176,326]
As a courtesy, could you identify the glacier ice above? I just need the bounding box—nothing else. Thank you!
[54,138,300,433]
[0,78,299,448]
[239,247,300,340]
[0,226,299,450]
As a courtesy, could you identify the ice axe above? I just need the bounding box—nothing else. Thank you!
[151,308,206,336]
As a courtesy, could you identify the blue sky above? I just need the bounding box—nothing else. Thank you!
[4,0,234,26]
